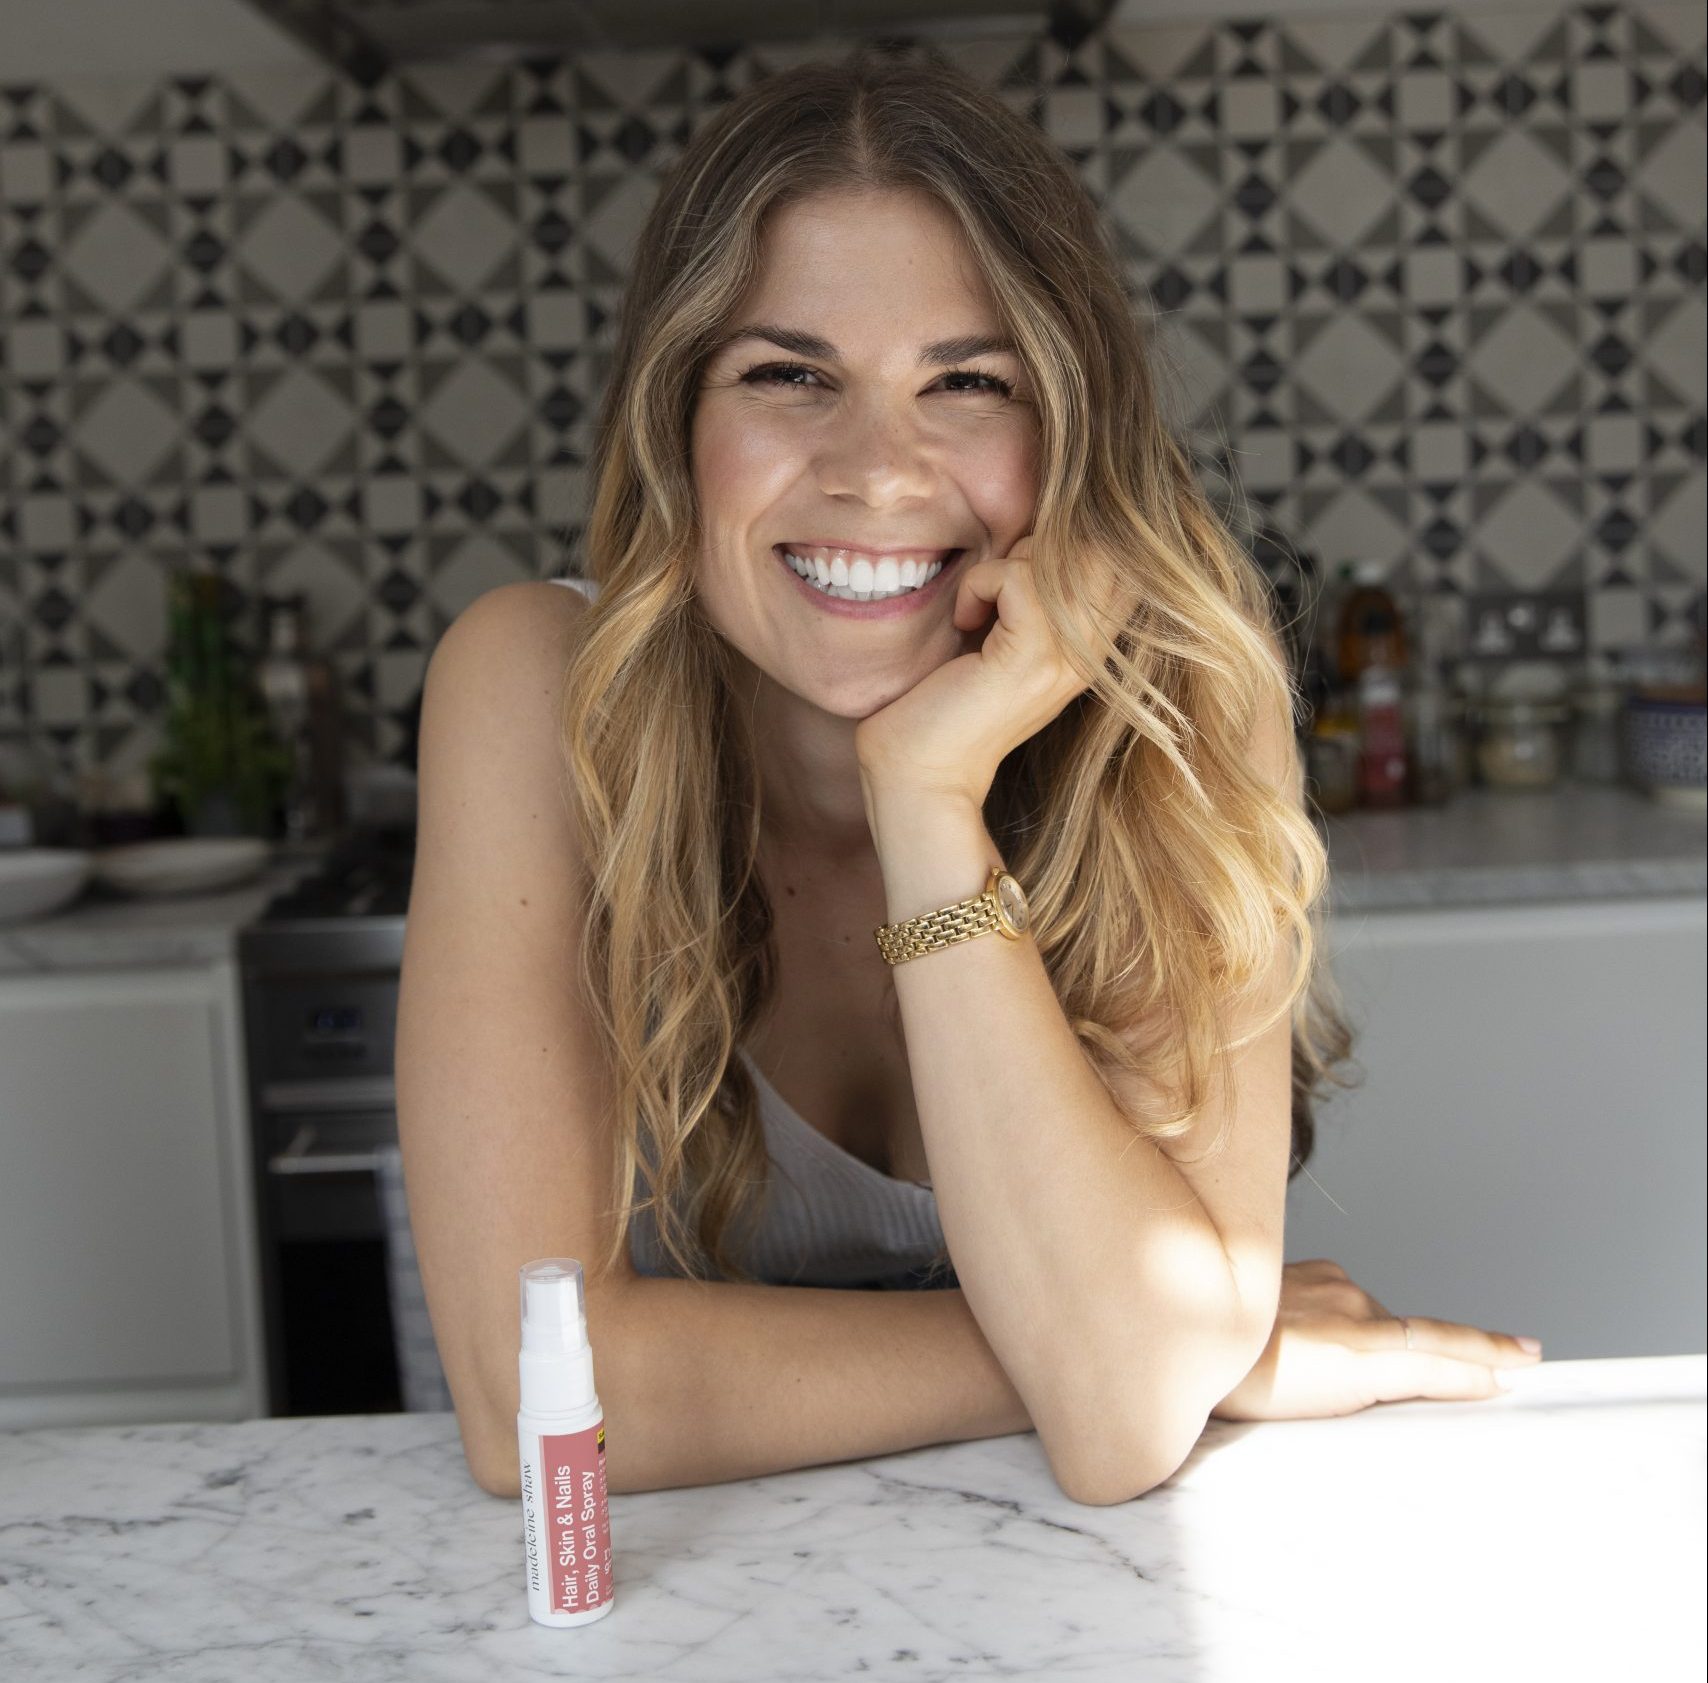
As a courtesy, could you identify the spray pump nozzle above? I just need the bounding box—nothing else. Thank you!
[518,1258,595,1414]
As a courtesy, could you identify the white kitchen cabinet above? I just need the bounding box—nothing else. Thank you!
[1286,896,1707,1359]
[0,960,265,1427]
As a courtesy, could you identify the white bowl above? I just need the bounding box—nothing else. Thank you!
[0,848,94,923]
[92,837,272,897]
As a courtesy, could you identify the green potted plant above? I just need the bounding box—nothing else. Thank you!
[148,569,294,838]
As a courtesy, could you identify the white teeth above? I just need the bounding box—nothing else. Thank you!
[783,549,945,602]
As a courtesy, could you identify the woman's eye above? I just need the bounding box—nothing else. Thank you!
[939,369,1015,397]
[738,362,1014,399]
[741,362,823,390]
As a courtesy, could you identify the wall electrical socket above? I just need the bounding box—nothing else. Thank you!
[1463,591,1587,662]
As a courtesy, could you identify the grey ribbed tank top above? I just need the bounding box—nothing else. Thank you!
[546,573,955,1292]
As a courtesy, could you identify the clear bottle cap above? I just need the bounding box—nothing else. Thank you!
[519,1258,588,1357]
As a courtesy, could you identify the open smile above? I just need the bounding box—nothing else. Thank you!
[774,543,966,619]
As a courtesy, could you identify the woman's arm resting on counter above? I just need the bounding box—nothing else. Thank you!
[399,583,1041,1503]
[465,1275,1033,1499]
[858,682,1298,1505]
[859,831,1291,1498]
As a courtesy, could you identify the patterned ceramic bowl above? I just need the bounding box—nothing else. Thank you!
[1622,690,1707,809]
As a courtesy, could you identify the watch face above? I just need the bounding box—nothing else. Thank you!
[995,872,1030,933]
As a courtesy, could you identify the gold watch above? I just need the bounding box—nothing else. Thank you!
[874,865,1032,966]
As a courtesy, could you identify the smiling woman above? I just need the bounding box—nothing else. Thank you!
[398,45,1537,1510]
[554,54,1350,1299]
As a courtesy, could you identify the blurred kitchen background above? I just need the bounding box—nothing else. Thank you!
[0,0,1702,1430]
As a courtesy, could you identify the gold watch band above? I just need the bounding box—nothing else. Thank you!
[873,865,1023,966]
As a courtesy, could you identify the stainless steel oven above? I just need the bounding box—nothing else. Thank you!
[239,832,413,1415]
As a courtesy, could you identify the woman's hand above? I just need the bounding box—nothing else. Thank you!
[1210,1258,1545,1422]
[852,535,1110,806]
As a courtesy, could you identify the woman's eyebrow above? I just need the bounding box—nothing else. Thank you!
[718,324,1017,366]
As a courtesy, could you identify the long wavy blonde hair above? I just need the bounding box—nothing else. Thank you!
[561,48,1360,1289]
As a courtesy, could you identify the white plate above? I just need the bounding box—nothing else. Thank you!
[93,837,272,897]
[0,849,94,923]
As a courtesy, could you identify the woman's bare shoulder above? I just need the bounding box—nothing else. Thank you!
[438,577,591,651]
[425,580,591,711]
[416,580,595,853]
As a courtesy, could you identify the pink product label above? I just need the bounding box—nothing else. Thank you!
[540,1424,612,1615]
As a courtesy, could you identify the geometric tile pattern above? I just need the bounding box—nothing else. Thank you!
[0,4,1702,777]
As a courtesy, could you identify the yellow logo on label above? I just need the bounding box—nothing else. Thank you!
[596,1427,605,1450]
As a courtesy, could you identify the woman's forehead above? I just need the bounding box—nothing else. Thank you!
[730,192,1004,352]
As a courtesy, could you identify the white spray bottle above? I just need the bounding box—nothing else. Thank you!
[516,1258,614,1626]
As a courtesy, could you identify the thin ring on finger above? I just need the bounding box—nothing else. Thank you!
[1398,1315,1414,1351]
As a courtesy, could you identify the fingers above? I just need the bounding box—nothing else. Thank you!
[1358,1347,1516,1406]
[1290,1260,1544,1366]
[1389,1313,1543,1367]
[1335,1311,1543,1412]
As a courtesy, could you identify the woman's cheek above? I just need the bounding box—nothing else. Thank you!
[699,403,810,505]
[949,425,1038,538]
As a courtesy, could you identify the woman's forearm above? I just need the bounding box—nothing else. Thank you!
[465,1275,1033,1498]
[862,780,1264,1501]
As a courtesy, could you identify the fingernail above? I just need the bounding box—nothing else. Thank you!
[1516,1336,1543,1355]
[1494,1369,1515,1389]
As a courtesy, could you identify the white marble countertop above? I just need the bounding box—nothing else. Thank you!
[0,1355,1700,1682]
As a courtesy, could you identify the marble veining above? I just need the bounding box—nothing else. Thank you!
[0,1355,1700,1682]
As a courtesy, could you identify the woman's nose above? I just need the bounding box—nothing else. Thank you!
[812,402,939,506]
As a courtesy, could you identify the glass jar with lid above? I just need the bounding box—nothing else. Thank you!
[1474,695,1574,789]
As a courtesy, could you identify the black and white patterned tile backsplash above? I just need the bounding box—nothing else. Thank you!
[0,3,1702,778]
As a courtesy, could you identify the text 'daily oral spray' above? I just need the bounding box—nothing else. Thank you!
[516,1258,614,1627]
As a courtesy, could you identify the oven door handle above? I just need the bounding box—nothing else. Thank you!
[268,1121,387,1177]
[260,1076,396,1112]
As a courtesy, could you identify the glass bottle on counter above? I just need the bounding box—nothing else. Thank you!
[1355,662,1410,808]
[256,593,346,842]
[1568,653,1625,785]
[1335,561,1411,807]
[1405,676,1458,805]
[1336,559,1409,686]
[1404,592,1465,806]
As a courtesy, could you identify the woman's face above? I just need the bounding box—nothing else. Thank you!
[690,187,1040,722]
